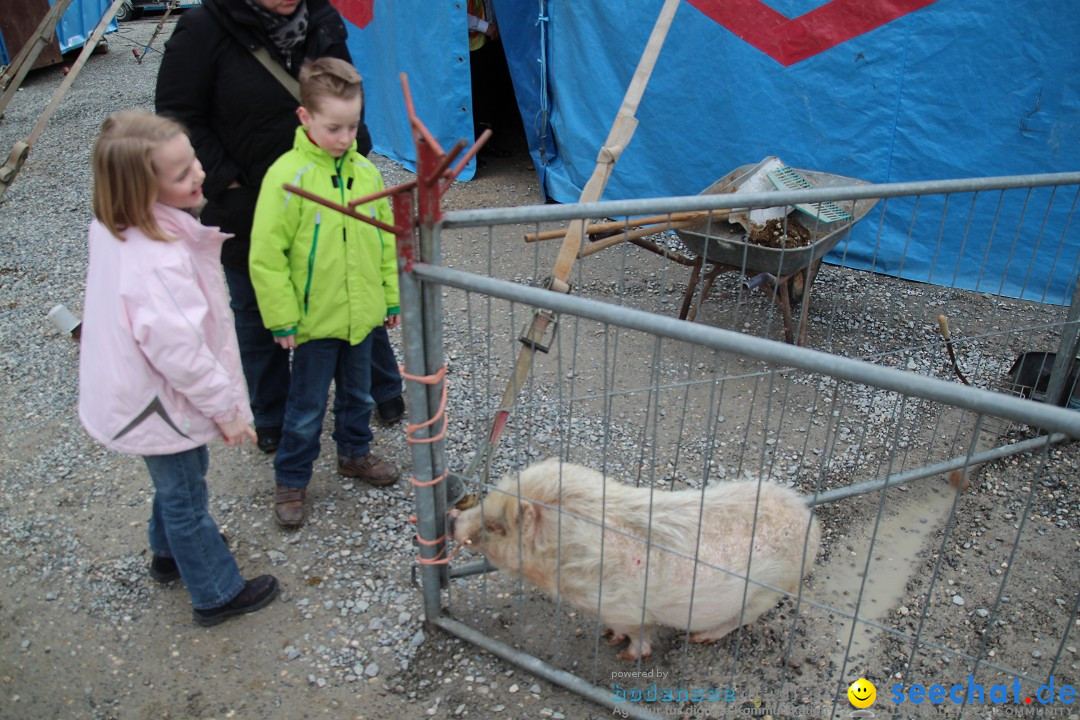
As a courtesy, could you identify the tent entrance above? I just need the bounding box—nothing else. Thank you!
[470,36,527,160]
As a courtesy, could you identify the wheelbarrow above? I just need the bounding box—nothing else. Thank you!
[674,158,879,345]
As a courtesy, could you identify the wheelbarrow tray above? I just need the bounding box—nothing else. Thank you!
[675,161,878,277]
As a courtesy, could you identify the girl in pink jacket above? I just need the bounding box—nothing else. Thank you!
[79,111,278,626]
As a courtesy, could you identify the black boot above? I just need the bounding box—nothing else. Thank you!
[150,533,229,584]
[192,575,280,627]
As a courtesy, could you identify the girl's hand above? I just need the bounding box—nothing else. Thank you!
[218,417,257,446]
[385,315,401,329]
[274,334,298,349]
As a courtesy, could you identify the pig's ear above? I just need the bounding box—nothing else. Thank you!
[519,501,542,539]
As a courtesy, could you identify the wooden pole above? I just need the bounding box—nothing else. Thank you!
[0,0,76,114]
[491,0,683,434]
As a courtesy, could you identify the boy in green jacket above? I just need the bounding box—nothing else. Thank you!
[250,57,401,528]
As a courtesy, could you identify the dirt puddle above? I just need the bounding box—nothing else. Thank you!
[810,480,959,675]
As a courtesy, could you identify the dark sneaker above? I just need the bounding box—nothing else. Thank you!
[337,453,400,487]
[149,555,181,584]
[376,396,406,426]
[256,426,282,454]
[150,533,229,583]
[192,575,279,627]
[273,485,306,528]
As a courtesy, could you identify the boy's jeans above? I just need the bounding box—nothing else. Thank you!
[275,335,375,489]
[369,325,404,406]
[144,446,244,610]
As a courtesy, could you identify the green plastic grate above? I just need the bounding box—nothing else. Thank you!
[767,165,853,224]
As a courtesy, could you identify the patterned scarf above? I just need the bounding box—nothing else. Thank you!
[243,0,310,57]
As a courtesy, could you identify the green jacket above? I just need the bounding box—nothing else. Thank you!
[250,127,398,346]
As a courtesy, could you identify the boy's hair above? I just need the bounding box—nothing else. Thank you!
[92,111,186,243]
[299,57,363,113]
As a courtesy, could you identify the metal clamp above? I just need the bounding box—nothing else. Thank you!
[518,308,558,353]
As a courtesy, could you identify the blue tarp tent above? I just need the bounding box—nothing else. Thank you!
[342,0,1080,304]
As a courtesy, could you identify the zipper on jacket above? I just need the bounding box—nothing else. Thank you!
[304,212,321,314]
[334,157,347,243]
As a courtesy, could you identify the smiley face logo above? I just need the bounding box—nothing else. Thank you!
[848,678,877,708]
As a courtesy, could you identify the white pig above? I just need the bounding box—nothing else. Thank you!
[451,458,820,660]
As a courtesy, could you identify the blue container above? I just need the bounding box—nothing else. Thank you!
[56,0,117,54]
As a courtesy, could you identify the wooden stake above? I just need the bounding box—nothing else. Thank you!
[1,0,125,199]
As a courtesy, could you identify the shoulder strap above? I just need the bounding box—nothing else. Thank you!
[250,46,301,102]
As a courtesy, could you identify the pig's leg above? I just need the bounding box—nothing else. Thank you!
[690,589,781,643]
[689,617,739,644]
[602,627,628,645]
[613,625,652,661]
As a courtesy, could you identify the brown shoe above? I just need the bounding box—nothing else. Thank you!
[273,485,306,528]
[337,453,400,487]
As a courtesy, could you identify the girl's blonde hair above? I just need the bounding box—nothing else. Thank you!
[92,111,187,242]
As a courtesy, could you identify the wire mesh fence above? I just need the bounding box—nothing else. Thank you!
[400,172,1080,719]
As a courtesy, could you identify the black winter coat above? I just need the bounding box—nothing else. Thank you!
[155,0,372,271]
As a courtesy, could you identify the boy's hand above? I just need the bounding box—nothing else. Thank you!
[218,417,257,447]
[273,327,297,349]
[385,315,401,329]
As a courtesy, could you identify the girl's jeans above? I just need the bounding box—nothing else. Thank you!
[144,446,244,610]
[274,335,375,489]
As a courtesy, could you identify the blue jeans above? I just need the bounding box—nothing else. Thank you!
[369,325,403,405]
[223,268,403,423]
[145,446,244,610]
[275,336,375,488]
[223,267,290,430]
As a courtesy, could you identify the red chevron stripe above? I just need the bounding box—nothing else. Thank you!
[686,0,939,65]
[330,0,374,29]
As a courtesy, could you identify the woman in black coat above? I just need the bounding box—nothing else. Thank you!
[156,0,405,454]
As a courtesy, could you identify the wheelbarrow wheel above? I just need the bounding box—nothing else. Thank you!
[787,272,806,305]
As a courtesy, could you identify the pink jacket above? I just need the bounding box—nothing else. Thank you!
[78,204,253,456]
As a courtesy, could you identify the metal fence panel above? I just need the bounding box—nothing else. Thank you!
[401,173,1080,719]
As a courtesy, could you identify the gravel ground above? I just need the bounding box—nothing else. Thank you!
[0,17,591,720]
[2,16,1078,720]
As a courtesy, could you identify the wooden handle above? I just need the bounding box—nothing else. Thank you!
[937,314,951,341]
[580,218,699,257]
[525,209,731,243]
